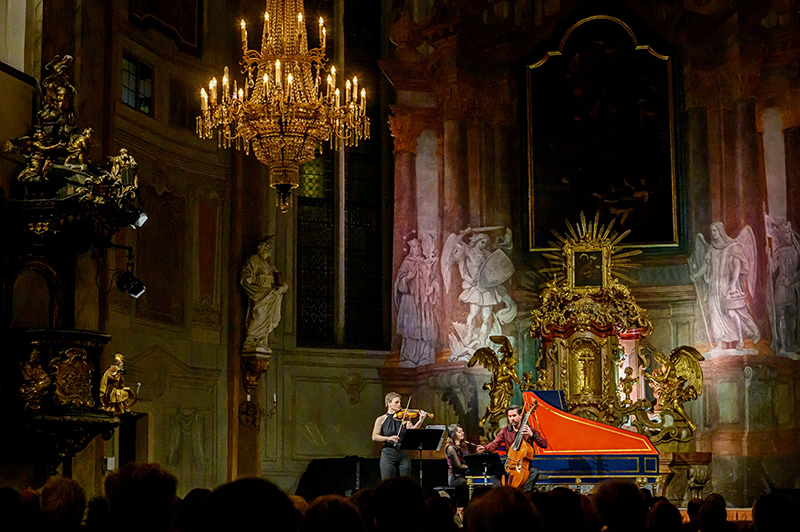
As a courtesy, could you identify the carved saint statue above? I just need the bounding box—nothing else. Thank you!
[241,237,288,353]
[468,336,520,427]
[765,212,800,358]
[394,233,441,367]
[689,222,760,352]
[441,226,517,361]
[100,353,136,416]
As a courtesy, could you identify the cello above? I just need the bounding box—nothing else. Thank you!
[503,402,538,488]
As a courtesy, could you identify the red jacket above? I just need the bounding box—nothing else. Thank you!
[484,424,548,454]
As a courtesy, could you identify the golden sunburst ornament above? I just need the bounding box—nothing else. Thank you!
[540,211,641,291]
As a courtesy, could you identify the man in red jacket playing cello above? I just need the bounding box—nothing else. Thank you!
[476,404,548,491]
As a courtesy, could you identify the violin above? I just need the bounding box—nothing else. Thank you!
[393,409,434,420]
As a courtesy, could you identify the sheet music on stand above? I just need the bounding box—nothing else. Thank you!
[400,426,445,489]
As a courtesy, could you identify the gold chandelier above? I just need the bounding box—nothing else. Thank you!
[197,0,370,212]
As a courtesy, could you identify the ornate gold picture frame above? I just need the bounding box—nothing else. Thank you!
[565,243,611,292]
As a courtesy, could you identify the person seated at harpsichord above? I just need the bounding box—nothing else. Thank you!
[476,404,548,491]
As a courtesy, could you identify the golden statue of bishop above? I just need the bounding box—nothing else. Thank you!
[100,353,136,416]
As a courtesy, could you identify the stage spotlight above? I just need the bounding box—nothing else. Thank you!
[129,210,148,229]
[116,271,146,298]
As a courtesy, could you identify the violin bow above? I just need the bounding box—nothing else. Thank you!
[397,396,412,437]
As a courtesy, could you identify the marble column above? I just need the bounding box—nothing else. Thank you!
[441,102,470,350]
[785,126,800,228]
[686,107,712,237]
[388,108,425,350]
[733,99,768,329]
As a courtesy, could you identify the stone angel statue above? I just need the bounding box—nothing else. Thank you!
[468,335,520,427]
[645,346,704,431]
[688,222,760,352]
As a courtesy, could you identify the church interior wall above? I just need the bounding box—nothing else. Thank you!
[384,0,800,507]
[1,0,799,508]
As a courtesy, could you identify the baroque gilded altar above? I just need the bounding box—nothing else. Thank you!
[530,214,704,447]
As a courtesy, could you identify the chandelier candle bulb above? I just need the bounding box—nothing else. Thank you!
[346,79,351,104]
[361,88,366,114]
[297,13,303,39]
[287,73,293,101]
[326,75,331,98]
[210,78,217,105]
[335,88,340,108]
[201,89,208,112]
[319,18,323,45]
[331,65,336,90]
[276,60,282,88]
[241,20,247,47]
[322,26,326,49]
[353,77,358,103]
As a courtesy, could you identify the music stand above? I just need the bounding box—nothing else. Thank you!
[463,453,505,478]
[463,453,505,499]
[400,427,445,489]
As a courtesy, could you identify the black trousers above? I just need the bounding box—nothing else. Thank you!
[380,446,411,479]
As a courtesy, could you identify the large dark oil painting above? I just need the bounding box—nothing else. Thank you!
[527,16,678,251]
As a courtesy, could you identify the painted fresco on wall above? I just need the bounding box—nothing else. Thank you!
[689,223,760,355]
[764,213,800,359]
[394,232,441,367]
[441,226,517,362]
[527,16,678,251]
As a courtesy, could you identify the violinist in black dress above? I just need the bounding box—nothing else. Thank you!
[372,392,429,479]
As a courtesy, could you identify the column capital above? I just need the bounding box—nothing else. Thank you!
[389,106,436,154]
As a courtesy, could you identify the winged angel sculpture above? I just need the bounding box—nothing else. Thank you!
[468,336,520,427]
[646,346,704,431]
[688,222,760,352]
[441,226,517,361]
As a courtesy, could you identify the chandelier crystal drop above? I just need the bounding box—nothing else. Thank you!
[197,0,370,212]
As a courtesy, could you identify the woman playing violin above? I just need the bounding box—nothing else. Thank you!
[372,392,429,479]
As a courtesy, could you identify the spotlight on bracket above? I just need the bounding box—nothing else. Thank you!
[116,271,146,298]
[128,210,148,229]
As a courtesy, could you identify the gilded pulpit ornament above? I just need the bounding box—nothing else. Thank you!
[2,54,142,236]
[530,213,703,444]
[50,348,95,408]
[99,353,136,416]
[20,348,52,410]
